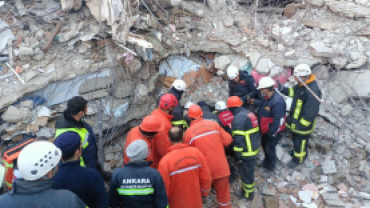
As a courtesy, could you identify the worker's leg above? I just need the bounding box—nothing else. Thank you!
[260,134,268,167]
[239,159,256,200]
[292,133,310,164]
[264,133,282,171]
[213,177,231,208]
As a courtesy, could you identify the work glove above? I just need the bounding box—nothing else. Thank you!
[277,80,283,92]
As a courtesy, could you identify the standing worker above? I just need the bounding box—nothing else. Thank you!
[110,140,168,208]
[158,127,212,208]
[227,96,260,200]
[277,64,321,168]
[124,115,164,169]
[253,77,286,178]
[55,96,110,180]
[227,67,259,112]
[157,80,188,129]
[183,105,233,208]
[151,93,179,161]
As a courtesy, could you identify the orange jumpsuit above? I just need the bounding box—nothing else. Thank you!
[183,118,233,208]
[151,109,173,161]
[158,143,212,208]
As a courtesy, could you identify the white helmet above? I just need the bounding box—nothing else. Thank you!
[215,101,227,110]
[18,141,62,181]
[184,101,194,109]
[227,66,239,80]
[293,64,311,77]
[172,80,187,91]
[257,77,275,89]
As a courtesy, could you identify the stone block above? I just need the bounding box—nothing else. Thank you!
[283,4,296,18]
[263,196,279,208]
[215,56,231,71]
[1,106,31,123]
[321,160,337,175]
[321,194,345,207]
[310,42,335,58]
[251,194,263,208]
[263,187,276,196]
[79,76,113,94]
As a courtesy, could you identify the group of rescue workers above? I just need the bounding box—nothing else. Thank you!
[0,63,321,208]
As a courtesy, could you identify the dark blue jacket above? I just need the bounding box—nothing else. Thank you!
[55,111,98,168]
[53,160,109,208]
[0,179,85,208]
[109,161,168,208]
[156,87,185,124]
[256,91,286,137]
[229,71,259,100]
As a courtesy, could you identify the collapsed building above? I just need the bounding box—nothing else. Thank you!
[0,0,370,207]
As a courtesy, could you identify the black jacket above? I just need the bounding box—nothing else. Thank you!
[231,107,261,160]
[255,91,286,137]
[53,160,109,208]
[55,111,98,168]
[281,75,321,135]
[157,87,184,123]
[109,161,168,208]
[229,71,259,100]
[0,179,85,208]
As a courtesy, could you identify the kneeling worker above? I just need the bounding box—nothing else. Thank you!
[227,96,260,200]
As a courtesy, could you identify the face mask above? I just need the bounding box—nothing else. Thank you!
[261,92,267,97]
[81,112,85,122]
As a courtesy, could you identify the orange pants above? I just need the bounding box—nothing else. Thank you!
[213,177,231,208]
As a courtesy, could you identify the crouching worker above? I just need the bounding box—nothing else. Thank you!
[110,140,168,208]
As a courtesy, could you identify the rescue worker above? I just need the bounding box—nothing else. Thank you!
[124,115,164,169]
[184,101,221,128]
[151,93,179,162]
[158,127,212,208]
[214,101,234,134]
[277,64,321,168]
[227,96,260,200]
[53,132,109,208]
[0,141,85,208]
[227,67,259,112]
[183,105,233,208]
[110,140,168,208]
[157,80,188,129]
[55,96,110,180]
[253,77,286,178]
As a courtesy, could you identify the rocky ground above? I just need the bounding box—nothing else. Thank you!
[1,0,370,207]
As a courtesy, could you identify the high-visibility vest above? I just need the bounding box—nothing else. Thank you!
[171,120,189,129]
[55,128,90,167]
[232,127,260,157]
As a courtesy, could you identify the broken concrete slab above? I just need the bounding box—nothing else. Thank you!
[310,42,335,58]
[301,19,343,30]
[1,106,32,123]
[215,56,231,71]
[79,76,113,94]
[321,160,337,175]
[335,71,370,98]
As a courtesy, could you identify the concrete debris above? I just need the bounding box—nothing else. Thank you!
[1,106,32,123]
[215,56,231,71]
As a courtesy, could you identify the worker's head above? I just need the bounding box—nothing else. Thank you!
[126,140,148,161]
[171,80,187,98]
[183,101,194,116]
[139,115,164,140]
[257,77,275,97]
[227,66,240,82]
[67,96,88,121]
[18,141,61,181]
[54,132,82,162]
[215,101,227,113]
[227,96,243,114]
[187,104,203,121]
[159,93,179,114]
[168,127,183,144]
[293,64,311,83]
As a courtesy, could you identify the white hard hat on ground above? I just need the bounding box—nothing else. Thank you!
[172,80,187,91]
[184,101,194,109]
[18,141,62,181]
[293,64,311,77]
[215,101,227,110]
[227,66,239,80]
[257,77,276,89]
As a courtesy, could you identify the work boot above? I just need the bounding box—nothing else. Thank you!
[235,189,254,200]
[288,160,299,169]
[262,170,274,178]
[257,160,268,169]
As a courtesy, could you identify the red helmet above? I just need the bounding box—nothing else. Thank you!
[188,104,203,118]
[227,96,243,108]
[140,115,164,132]
[159,93,179,110]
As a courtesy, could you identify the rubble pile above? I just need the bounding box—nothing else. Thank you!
[0,0,370,207]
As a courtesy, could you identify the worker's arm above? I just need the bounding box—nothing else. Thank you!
[297,90,320,130]
[153,171,169,208]
[229,81,235,96]
[218,123,232,147]
[109,170,121,208]
[123,135,130,165]
[157,160,171,198]
[267,102,286,137]
[90,170,109,208]
[281,86,294,97]
[246,76,259,98]
[154,130,171,157]
[197,150,212,197]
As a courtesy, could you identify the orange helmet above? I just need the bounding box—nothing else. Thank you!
[140,115,164,132]
[159,93,179,110]
[187,104,203,118]
[227,96,243,108]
